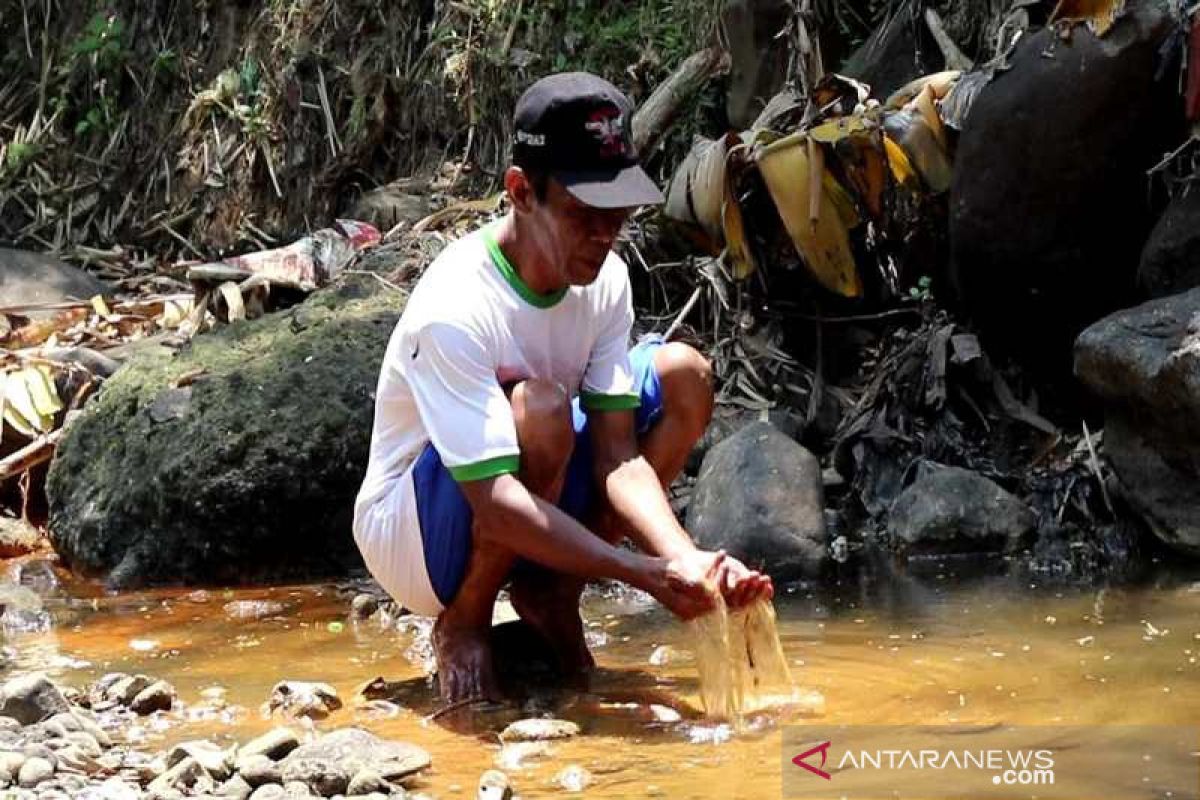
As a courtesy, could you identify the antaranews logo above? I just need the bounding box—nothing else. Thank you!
[791,741,832,780]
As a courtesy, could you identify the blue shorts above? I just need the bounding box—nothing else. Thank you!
[411,336,666,608]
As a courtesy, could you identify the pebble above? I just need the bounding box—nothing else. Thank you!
[499,718,579,743]
[266,682,341,720]
[351,594,379,619]
[130,680,176,715]
[223,600,286,621]
[477,768,512,800]
[240,727,300,761]
[16,756,53,788]
[553,764,592,793]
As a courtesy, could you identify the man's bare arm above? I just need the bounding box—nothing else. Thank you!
[458,473,718,619]
[587,408,696,559]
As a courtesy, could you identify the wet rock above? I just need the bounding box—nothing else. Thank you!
[46,274,403,587]
[239,728,300,761]
[1139,189,1200,299]
[477,768,511,800]
[129,680,175,714]
[266,682,341,720]
[280,728,430,783]
[281,780,313,796]
[347,768,390,796]
[0,674,70,725]
[0,249,111,312]
[889,463,1035,554]
[686,421,827,579]
[279,757,348,796]
[0,517,41,559]
[499,719,579,743]
[350,594,379,620]
[950,3,1184,377]
[16,756,52,788]
[168,740,233,780]
[236,754,282,787]
[1075,288,1200,554]
[223,600,286,621]
[91,673,154,708]
[146,755,212,797]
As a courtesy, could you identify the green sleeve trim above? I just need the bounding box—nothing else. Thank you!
[482,227,568,309]
[447,454,521,482]
[579,392,642,411]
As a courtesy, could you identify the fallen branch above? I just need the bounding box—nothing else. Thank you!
[632,47,730,155]
[0,428,64,482]
[924,8,975,71]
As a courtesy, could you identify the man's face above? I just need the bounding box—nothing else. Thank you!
[524,177,632,286]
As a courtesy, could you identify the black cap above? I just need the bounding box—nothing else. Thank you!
[513,72,665,209]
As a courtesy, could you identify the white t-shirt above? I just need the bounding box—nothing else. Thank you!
[354,223,639,519]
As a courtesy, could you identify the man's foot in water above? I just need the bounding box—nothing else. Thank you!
[511,577,594,679]
[432,613,501,703]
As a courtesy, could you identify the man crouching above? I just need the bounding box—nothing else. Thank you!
[353,72,772,702]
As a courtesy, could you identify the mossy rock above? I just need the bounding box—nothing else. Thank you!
[46,275,405,587]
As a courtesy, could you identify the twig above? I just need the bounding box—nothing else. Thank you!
[316,64,341,158]
[158,222,206,260]
[423,697,498,722]
[664,286,703,340]
[0,428,64,482]
[1081,420,1115,517]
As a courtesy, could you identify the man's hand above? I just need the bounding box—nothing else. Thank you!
[642,549,727,620]
[716,555,774,609]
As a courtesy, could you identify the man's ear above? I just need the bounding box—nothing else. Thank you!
[504,166,536,214]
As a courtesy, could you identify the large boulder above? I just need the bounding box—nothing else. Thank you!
[949,2,1183,377]
[1138,188,1200,299]
[686,421,827,579]
[1075,288,1200,554]
[279,728,429,783]
[46,274,403,587]
[0,249,111,312]
[888,463,1035,554]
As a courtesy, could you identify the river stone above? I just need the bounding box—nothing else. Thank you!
[1075,288,1200,554]
[888,463,1035,554]
[279,758,348,797]
[348,184,432,235]
[236,754,281,787]
[346,768,390,796]
[0,517,40,559]
[949,2,1183,377]
[1139,188,1200,298]
[169,741,233,780]
[477,769,511,800]
[499,719,579,743]
[350,593,379,620]
[267,682,341,720]
[239,728,300,761]
[0,674,70,725]
[686,421,827,579]
[248,785,285,800]
[46,274,404,587]
[223,600,286,621]
[0,752,25,776]
[0,249,111,313]
[16,756,52,788]
[218,773,254,800]
[130,680,175,714]
[280,729,430,783]
[92,777,141,800]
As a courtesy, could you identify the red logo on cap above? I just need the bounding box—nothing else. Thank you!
[584,107,628,158]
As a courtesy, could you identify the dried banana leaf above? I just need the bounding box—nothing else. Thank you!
[885,70,962,110]
[756,132,862,298]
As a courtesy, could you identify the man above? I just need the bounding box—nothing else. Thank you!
[354,72,773,703]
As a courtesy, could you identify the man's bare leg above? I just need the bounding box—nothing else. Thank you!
[511,342,715,676]
[433,380,575,702]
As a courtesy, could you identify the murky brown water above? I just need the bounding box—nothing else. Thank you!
[5,559,1200,799]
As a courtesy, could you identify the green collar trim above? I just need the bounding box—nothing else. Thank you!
[482,227,568,309]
